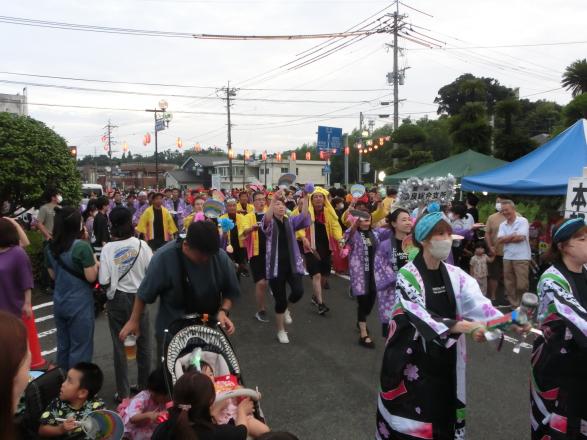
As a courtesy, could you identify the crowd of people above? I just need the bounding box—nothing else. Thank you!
[0,180,586,439]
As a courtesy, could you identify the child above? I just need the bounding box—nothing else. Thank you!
[469,242,495,297]
[38,362,105,439]
[200,362,270,438]
[120,368,170,440]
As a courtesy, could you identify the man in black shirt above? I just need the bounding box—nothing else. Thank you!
[93,196,111,259]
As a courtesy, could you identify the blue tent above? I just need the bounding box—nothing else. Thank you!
[462,119,587,195]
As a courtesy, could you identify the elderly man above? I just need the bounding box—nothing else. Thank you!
[485,195,507,301]
[497,199,531,307]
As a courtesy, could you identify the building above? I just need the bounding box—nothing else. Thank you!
[0,89,28,116]
[212,158,327,190]
[164,155,222,189]
[78,162,177,190]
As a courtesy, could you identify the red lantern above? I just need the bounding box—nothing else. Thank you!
[344,147,349,156]
[276,152,282,162]
[262,151,267,161]
[103,144,109,151]
[368,147,373,152]
[244,150,251,160]
[194,142,201,152]
[291,152,296,161]
[374,145,378,150]
[145,133,151,144]
[305,151,311,160]
[176,137,183,149]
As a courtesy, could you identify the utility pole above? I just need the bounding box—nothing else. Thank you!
[103,120,117,189]
[218,82,238,191]
[393,0,400,134]
[358,112,364,183]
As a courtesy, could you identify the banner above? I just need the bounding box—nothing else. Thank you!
[397,175,456,209]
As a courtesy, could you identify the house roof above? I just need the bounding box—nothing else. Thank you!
[166,169,207,184]
[182,155,223,169]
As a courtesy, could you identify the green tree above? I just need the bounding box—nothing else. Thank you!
[435,73,516,116]
[415,117,452,161]
[563,93,587,126]
[448,102,492,154]
[0,113,81,213]
[562,58,587,97]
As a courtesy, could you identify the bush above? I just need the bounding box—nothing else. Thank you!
[25,230,45,286]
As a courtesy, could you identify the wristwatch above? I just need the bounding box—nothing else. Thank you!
[219,307,230,317]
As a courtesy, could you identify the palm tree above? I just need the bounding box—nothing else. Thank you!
[562,59,587,97]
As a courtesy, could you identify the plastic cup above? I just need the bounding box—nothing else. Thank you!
[124,335,137,360]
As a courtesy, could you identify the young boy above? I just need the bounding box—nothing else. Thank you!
[39,362,105,439]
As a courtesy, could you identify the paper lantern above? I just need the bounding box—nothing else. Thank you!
[290,152,296,161]
[194,142,201,152]
[176,137,183,149]
[305,151,311,160]
[262,151,267,161]
[276,152,282,162]
[244,150,251,160]
[122,141,129,152]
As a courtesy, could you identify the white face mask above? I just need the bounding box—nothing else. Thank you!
[495,202,501,212]
[56,195,63,204]
[428,239,453,260]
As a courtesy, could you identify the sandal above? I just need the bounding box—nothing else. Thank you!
[359,335,375,349]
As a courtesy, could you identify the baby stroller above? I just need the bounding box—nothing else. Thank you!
[161,313,265,428]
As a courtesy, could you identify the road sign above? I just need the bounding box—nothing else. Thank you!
[321,165,331,176]
[565,177,587,219]
[317,126,342,153]
[155,118,166,132]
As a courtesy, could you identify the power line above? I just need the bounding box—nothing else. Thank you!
[408,40,587,50]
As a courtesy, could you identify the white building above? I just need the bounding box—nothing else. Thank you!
[0,89,28,116]
[212,158,327,189]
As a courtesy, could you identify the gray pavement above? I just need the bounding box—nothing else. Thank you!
[34,274,535,440]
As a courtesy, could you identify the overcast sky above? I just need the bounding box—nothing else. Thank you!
[1,0,585,158]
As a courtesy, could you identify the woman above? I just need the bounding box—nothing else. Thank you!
[99,207,153,403]
[183,195,206,231]
[531,218,587,439]
[46,206,99,370]
[152,370,252,440]
[0,218,34,319]
[344,210,392,348]
[0,310,31,440]
[82,199,98,245]
[376,208,412,337]
[376,210,505,439]
[263,189,310,344]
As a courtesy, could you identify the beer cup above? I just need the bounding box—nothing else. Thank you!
[124,335,137,360]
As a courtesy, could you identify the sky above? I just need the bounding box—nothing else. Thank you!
[1,0,585,159]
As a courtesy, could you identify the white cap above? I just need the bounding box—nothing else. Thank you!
[138,191,147,196]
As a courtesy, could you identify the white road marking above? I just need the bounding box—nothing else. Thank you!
[38,328,57,338]
[35,314,54,323]
[33,301,53,311]
[41,347,57,356]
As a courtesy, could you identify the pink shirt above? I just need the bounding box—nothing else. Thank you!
[122,391,166,440]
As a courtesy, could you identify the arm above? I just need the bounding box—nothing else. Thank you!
[119,296,147,340]
[6,217,30,247]
[36,208,52,240]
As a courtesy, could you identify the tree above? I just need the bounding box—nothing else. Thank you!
[435,73,516,116]
[448,102,492,154]
[0,113,81,213]
[562,58,587,97]
[563,93,587,126]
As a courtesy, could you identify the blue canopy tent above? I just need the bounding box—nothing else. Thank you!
[461,119,587,195]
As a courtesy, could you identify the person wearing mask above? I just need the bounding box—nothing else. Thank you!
[376,210,514,439]
[82,199,98,247]
[263,189,310,343]
[485,196,507,302]
[119,221,239,362]
[531,218,587,439]
[133,192,149,227]
[136,193,178,252]
[99,207,153,403]
[298,187,342,315]
[36,188,62,293]
[497,199,531,307]
[243,192,270,322]
[238,191,253,215]
[0,310,31,440]
[93,196,111,259]
[45,207,99,370]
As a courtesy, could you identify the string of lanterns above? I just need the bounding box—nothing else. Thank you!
[357,136,392,155]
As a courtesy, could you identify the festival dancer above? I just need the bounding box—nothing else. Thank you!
[182,195,206,230]
[263,189,310,343]
[531,218,587,439]
[376,210,513,439]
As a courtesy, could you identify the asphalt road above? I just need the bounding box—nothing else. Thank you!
[34,274,536,440]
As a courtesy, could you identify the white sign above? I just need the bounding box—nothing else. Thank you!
[211,174,221,190]
[397,175,457,209]
[564,176,587,219]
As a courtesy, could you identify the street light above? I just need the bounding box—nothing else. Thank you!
[378,171,386,182]
[145,101,172,189]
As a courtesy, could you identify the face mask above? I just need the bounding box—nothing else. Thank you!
[495,202,501,212]
[448,213,455,221]
[56,195,63,204]
[428,239,453,260]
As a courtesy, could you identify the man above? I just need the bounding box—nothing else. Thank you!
[237,191,253,215]
[93,196,111,259]
[132,191,149,227]
[119,221,239,360]
[497,199,531,307]
[466,193,480,223]
[183,195,206,230]
[125,193,137,217]
[164,188,188,232]
[221,198,247,275]
[243,191,269,322]
[299,187,342,315]
[136,193,178,252]
[36,188,61,241]
[110,190,124,211]
[485,195,506,302]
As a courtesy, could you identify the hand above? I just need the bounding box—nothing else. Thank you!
[301,237,311,253]
[510,323,532,335]
[488,245,496,256]
[119,318,140,341]
[147,411,160,422]
[468,323,487,343]
[62,418,78,432]
[218,312,235,335]
[273,189,284,199]
[237,398,254,417]
[22,302,33,319]
[211,400,230,420]
[472,223,485,230]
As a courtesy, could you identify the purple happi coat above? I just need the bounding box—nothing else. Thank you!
[132,201,149,227]
[263,213,310,280]
[164,198,189,232]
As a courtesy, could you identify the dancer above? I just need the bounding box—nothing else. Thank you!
[531,218,587,439]
[376,210,509,439]
[263,189,310,343]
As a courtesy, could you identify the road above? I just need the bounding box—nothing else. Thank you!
[33,274,535,440]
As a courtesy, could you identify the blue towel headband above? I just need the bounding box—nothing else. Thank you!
[553,218,586,244]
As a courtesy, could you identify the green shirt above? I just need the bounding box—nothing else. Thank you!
[45,240,95,273]
[138,240,240,336]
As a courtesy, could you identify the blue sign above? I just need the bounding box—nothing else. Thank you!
[322,165,331,175]
[317,126,343,153]
[155,118,166,132]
